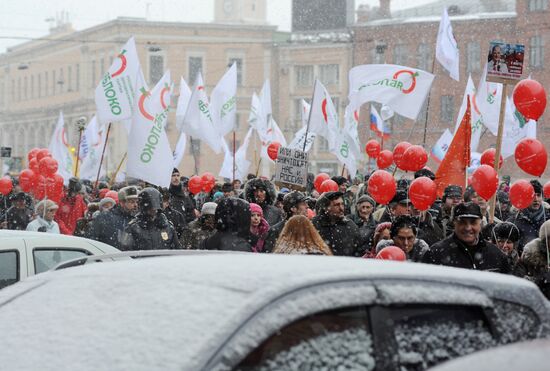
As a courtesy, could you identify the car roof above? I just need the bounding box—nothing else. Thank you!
[0,230,120,253]
[0,254,544,371]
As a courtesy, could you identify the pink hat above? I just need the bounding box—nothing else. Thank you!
[250,203,263,217]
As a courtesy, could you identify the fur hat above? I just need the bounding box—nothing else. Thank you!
[539,220,550,240]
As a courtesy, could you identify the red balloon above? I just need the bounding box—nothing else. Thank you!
[409,177,437,211]
[480,148,503,170]
[513,79,547,121]
[509,180,535,210]
[314,173,330,193]
[515,138,547,177]
[19,169,36,193]
[38,157,58,177]
[393,142,411,171]
[33,175,47,200]
[0,176,13,196]
[402,145,428,172]
[188,176,203,195]
[44,175,63,203]
[27,148,40,163]
[105,190,119,203]
[376,150,393,169]
[375,246,406,261]
[365,140,381,158]
[267,141,281,161]
[36,148,51,162]
[471,165,499,201]
[544,181,550,199]
[320,179,339,193]
[201,172,216,193]
[367,170,396,205]
[29,158,39,174]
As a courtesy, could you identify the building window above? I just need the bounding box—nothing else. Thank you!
[374,43,387,64]
[149,54,164,85]
[295,65,314,87]
[393,44,408,65]
[530,35,544,68]
[52,70,56,95]
[100,57,105,77]
[44,72,48,96]
[188,56,203,85]
[467,42,481,73]
[17,78,21,101]
[11,79,15,102]
[417,43,431,71]
[317,137,330,152]
[235,112,241,129]
[67,66,72,91]
[24,76,28,100]
[37,74,41,98]
[228,58,243,86]
[76,64,80,91]
[59,68,64,93]
[319,64,339,85]
[529,0,548,11]
[189,138,201,155]
[30,75,34,99]
[91,60,96,88]
[440,95,454,123]
[0,82,4,107]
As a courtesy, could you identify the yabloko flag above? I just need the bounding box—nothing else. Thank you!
[48,111,74,183]
[435,8,460,81]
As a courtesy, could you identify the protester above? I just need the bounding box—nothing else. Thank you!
[201,197,253,252]
[74,202,99,237]
[55,177,87,235]
[249,203,270,252]
[86,186,139,250]
[180,202,217,250]
[495,191,513,222]
[121,187,180,250]
[438,185,463,236]
[273,215,332,255]
[312,191,362,256]
[99,197,116,212]
[376,215,429,262]
[221,182,234,198]
[522,220,550,299]
[422,202,511,273]
[169,169,197,223]
[3,192,33,230]
[349,195,377,249]
[375,190,413,222]
[161,189,187,240]
[26,200,60,233]
[490,222,526,277]
[244,178,283,226]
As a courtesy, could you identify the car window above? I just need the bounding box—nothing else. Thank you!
[492,299,541,344]
[33,249,90,274]
[390,305,496,371]
[0,251,19,289]
[235,306,375,370]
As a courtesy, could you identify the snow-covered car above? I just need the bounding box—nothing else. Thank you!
[0,230,119,289]
[0,254,548,371]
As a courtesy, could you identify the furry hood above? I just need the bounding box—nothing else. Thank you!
[522,238,549,272]
[244,178,277,206]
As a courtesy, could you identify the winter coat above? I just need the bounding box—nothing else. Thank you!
[522,238,550,299]
[180,217,216,250]
[202,198,253,252]
[5,206,33,230]
[162,206,187,240]
[169,184,197,223]
[312,213,362,257]
[272,240,329,255]
[263,219,286,253]
[507,207,550,253]
[121,212,181,251]
[415,211,445,247]
[243,178,283,226]
[348,214,376,253]
[249,218,270,252]
[26,217,60,233]
[376,238,429,262]
[422,233,511,274]
[85,205,134,250]
[55,193,87,235]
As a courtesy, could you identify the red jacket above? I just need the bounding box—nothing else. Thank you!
[54,193,87,235]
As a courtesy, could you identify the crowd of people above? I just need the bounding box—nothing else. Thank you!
[1,167,550,298]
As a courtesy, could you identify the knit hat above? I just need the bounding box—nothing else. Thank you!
[201,202,217,216]
[539,220,550,240]
[357,194,376,207]
[35,199,58,214]
[250,203,263,217]
[213,191,224,201]
[99,197,116,209]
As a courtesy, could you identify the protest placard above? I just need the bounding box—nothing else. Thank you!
[274,147,308,190]
[486,41,524,83]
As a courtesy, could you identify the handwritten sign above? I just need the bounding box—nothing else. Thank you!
[274,147,309,190]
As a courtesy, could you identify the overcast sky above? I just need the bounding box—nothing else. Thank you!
[1,0,435,53]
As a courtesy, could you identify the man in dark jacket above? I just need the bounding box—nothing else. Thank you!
[180,202,217,249]
[376,215,429,262]
[161,189,186,240]
[263,191,308,253]
[121,187,180,250]
[86,186,138,250]
[348,194,377,251]
[169,169,197,223]
[202,197,252,252]
[3,192,33,230]
[422,202,510,273]
[312,191,362,256]
[244,178,283,226]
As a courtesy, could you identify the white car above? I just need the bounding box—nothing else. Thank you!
[0,230,120,289]
[0,254,548,371]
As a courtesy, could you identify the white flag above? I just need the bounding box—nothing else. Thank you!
[260,79,272,123]
[477,64,503,136]
[248,93,262,130]
[289,100,317,152]
[501,97,537,159]
[48,112,74,183]
[219,128,253,181]
[210,63,237,137]
[308,80,339,149]
[332,128,358,178]
[435,8,460,81]
[258,117,287,162]
[173,132,187,168]
[181,73,223,154]
[453,74,484,152]
[430,129,453,163]
[348,64,434,120]
[343,104,362,158]
[175,77,192,131]
[95,37,141,125]
[79,116,108,181]
[126,71,173,187]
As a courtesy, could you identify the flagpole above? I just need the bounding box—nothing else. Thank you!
[94,122,111,189]
[109,152,127,187]
[488,84,508,223]
[232,131,236,183]
[190,136,199,175]
[74,117,86,177]
[421,56,437,147]
[302,80,317,153]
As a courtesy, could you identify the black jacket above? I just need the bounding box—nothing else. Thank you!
[86,205,134,250]
[162,206,186,240]
[169,184,197,223]
[5,206,33,230]
[243,178,283,226]
[422,233,511,274]
[263,219,286,253]
[312,213,362,256]
[348,214,377,254]
[121,212,180,251]
[202,198,253,252]
[507,208,550,253]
